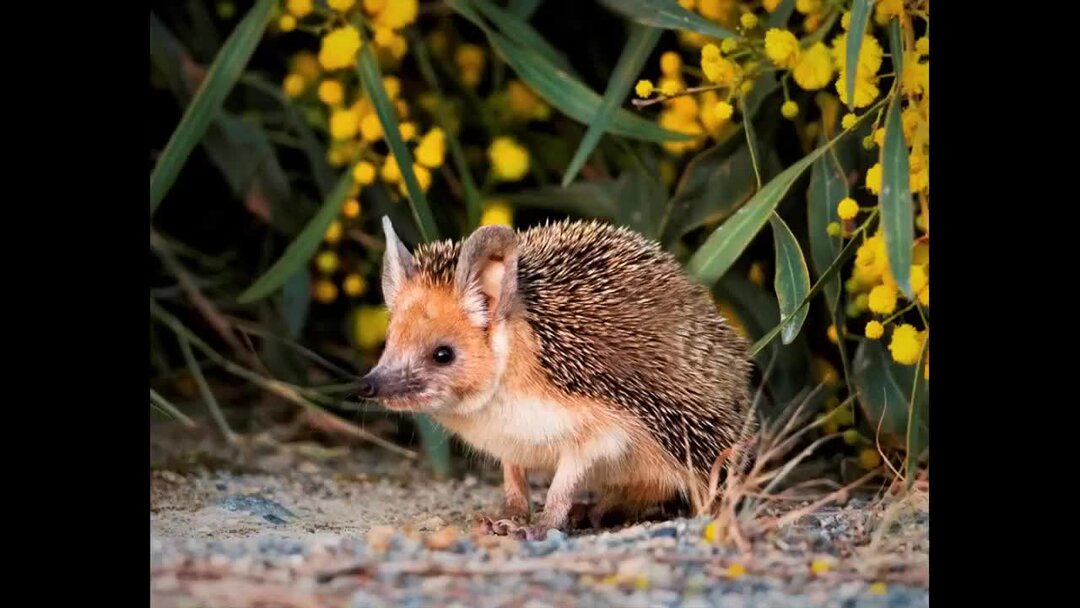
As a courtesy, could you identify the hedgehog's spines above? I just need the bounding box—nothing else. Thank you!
[411,219,754,477]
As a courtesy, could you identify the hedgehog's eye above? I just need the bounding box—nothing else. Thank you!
[432,346,455,365]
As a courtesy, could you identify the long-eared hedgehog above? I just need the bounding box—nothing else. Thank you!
[358,216,756,539]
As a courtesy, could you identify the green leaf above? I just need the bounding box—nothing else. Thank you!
[612,167,667,239]
[282,266,311,338]
[880,97,914,298]
[238,171,354,303]
[450,0,693,143]
[415,415,452,479]
[507,0,543,19]
[150,0,275,215]
[905,335,929,490]
[562,23,661,187]
[662,140,757,246]
[807,135,847,317]
[853,339,927,450]
[769,213,811,345]
[470,0,576,76]
[844,0,873,111]
[747,215,868,359]
[687,142,830,287]
[357,40,440,242]
[765,0,796,29]
[596,0,737,40]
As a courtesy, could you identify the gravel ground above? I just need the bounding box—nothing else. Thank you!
[150,425,928,608]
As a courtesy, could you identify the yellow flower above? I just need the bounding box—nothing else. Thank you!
[456,44,486,87]
[831,33,884,76]
[373,0,418,29]
[740,12,758,29]
[795,0,823,14]
[810,559,830,575]
[316,250,340,275]
[917,284,929,307]
[924,356,929,380]
[888,324,923,365]
[901,55,929,97]
[388,33,408,59]
[381,76,401,100]
[318,26,362,71]
[865,163,882,195]
[678,0,695,8]
[287,0,313,17]
[855,293,869,311]
[373,26,395,48]
[721,38,739,54]
[713,101,734,121]
[827,324,839,344]
[835,72,880,109]
[481,200,513,227]
[342,198,361,219]
[763,0,782,11]
[873,127,886,147]
[363,0,387,14]
[324,220,344,244]
[703,519,719,542]
[330,109,360,140]
[660,52,682,76]
[635,79,654,98]
[278,15,297,32]
[507,80,550,121]
[781,100,799,119]
[868,284,897,315]
[314,279,338,304]
[399,122,416,140]
[837,197,858,220]
[291,51,320,80]
[826,222,841,237]
[328,0,356,11]
[764,29,801,69]
[343,273,368,297]
[859,448,881,469]
[283,73,306,98]
[865,320,884,340]
[354,306,390,350]
[843,429,860,445]
[916,37,930,57]
[659,79,682,96]
[910,265,928,294]
[359,113,383,142]
[353,161,376,185]
[381,156,401,183]
[412,164,432,192]
[415,128,446,168]
[702,57,739,85]
[840,113,857,130]
[701,44,721,63]
[868,582,888,596]
[792,42,834,91]
[726,563,747,579]
[840,11,851,30]
[488,137,530,182]
[318,80,344,105]
[874,0,903,23]
[671,96,698,121]
[813,357,839,386]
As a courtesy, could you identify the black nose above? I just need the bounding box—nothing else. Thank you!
[357,376,377,398]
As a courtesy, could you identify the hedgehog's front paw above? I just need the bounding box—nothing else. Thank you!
[471,512,528,537]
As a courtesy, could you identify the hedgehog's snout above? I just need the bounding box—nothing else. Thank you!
[356,375,378,399]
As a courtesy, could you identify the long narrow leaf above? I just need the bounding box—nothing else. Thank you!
[881,96,913,297]
[357,40,440,242]
[507,0,542,19]
[844,0,873,111]
[807,134,846,317]
[450,0,692,143]
[596,0,737,40]
[150,0,275,214]
[687,96,887,288]
[471,0,576,76]
[769,213,811,344]
[238,172,354,303]
[562,23,660,186]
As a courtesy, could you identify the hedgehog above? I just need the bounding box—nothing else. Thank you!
[357,216,756,539]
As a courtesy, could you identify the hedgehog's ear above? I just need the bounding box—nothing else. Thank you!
[455,225,518,328]
[381,216,418,310]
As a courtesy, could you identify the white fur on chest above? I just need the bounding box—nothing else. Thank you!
[438,392,579,468]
